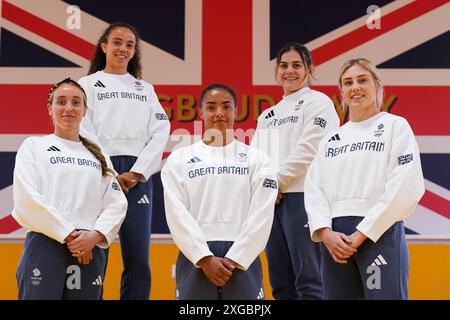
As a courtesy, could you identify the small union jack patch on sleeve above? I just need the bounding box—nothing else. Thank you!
[398,153,413,165]
[263,178,277,189]
[155,113,169,120]
[111,181,121,191]
[313,117,327,129]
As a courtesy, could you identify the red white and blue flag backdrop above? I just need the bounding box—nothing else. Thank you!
[1,0,449,238]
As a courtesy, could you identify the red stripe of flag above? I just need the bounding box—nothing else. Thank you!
[162,152,170,160]
[2,0,95,60]
[0,215,21,234]
[312,0,449,65]
[419,190,450,220]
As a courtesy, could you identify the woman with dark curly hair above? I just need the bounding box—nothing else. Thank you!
[78,22,171,300]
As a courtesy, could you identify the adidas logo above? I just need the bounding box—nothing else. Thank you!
[187,156,201,164]
[92,275,102,286]
[137,194,150,204]
[328,134,340,142]
[47,146,61,151]
[256,287,264,300]
[304,223,309,228]
[265,110,275,119]
[94,80,106,88]
[371,254,388,266]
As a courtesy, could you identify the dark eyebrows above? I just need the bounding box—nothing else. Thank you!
[205,100,233,105]
[111,36,135,45]
[280,60,303,64]
[54,95,83,100]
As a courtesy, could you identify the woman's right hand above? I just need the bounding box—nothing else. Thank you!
[275,191,283,205]
[318,228,357,264]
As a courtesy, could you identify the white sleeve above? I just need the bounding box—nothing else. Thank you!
[93,176,128,248]
[304,141,333,242]
[225,152,277,270]
[78,77,100,144]
[12,139,75,243]
[277,97,339,191]
[250,114,264,148]
[356,118,425,242]
[131,86,171,181]
[161,153,213,266]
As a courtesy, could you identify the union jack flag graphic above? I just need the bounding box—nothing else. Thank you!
[0,0,449,237]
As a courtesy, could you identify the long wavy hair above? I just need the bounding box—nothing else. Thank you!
[88,22,143,79]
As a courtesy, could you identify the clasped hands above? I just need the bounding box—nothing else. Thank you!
[197,256,237,287]
[64,230,105,265]
[317,228,367,264]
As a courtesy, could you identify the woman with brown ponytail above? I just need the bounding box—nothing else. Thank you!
[12,78,127,299]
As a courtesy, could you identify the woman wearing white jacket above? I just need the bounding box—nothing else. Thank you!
[305,58,425,299]
[252,42,339,299]
[162,84,277,299]
[13,78,127,300]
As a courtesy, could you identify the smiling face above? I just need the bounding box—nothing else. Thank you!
[101,27,136,74]
[48,84,86,135]
[276,49,309,95]
[340,64,379,121]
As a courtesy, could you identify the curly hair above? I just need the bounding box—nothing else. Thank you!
[88,22,143,79]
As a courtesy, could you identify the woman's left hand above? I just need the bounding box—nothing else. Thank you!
[347,230,368,249]
[116,171,144,194]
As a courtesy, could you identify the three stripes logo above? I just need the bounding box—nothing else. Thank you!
[371,254,388,266]
[187,156,201,164]
[47,146,61,151]
[94,80,106,88]
[256,287,264,300]
[137,194,150,204]
[328,134,340,142]
[264,110,275,119]
[92,275,103,286]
